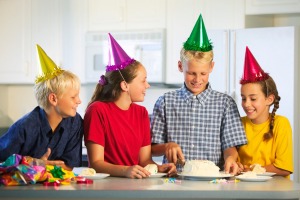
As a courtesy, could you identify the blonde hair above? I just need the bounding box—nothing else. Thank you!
[180,47,213,63]
[34,70,81,109]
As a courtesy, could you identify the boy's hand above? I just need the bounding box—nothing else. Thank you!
[236,161,244,174]
[165,142,185,165]
[158,163,177,176]
[224,156,239,175]
[40,148,68,169]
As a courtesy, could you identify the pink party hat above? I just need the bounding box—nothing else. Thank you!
[240,46,269,84]
[106,33,135,72]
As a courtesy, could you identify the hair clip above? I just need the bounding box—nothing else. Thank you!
[99,75,107,86]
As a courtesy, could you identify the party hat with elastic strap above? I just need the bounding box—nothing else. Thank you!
[240,46,269,84]
[106,33,135,72]
[35,44,64,84]
[183,14,213,52]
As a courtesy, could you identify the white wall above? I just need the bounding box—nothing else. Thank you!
[0,84,178,124]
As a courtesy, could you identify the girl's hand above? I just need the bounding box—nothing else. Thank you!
[243,165,251,172]
[125,165,151,179]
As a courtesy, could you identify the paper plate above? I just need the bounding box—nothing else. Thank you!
[235,176,272,182]
[241,172,276,177]
[81,173,110,180]
[179,173,233,181]
[149,173,167,178]
[257,172,276,176]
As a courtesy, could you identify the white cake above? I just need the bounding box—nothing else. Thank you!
[238,171,257,178]
[144,164,158,174]
[181,160,220,176]
[79,168,96,176]
[250,164,266,174]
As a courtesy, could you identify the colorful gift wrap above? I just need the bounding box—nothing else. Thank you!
[0,154,48,186]
[77,179,93,184]
[43,180,61,186]
[0,154,22,174]
[45,165,76,185]
[0,154,75,186]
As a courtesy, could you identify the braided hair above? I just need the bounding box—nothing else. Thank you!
[257,76,280,141]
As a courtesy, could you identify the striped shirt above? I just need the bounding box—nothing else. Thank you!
[151,84,247,169]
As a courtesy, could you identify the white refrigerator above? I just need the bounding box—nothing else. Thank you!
[207,26,299,182]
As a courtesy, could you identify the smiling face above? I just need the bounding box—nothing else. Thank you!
[178,59,214,95]
[128,65,150,102]
[55,86,81,117]
[241,83,274,124]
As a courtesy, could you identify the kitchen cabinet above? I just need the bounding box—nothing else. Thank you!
[246,0,300,15]
[0,0,32,83]
[0,0,62,84]
[60,0,87,82]
[87,0,166,31]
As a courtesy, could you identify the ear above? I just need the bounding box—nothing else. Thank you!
[178,61,183,72]
[48,93,58,106]
[209,61,215,73]
[266,94,275,106]
[120,81,129,91]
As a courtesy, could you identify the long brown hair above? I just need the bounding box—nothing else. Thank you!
[257,76,280,141]
[86,60,141,109]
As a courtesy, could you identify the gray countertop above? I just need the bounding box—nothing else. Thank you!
[0,176,300,200]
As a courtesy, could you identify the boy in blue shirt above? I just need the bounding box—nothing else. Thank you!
[0,45,83,170]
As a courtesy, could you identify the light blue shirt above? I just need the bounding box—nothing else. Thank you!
[151,84,247,169]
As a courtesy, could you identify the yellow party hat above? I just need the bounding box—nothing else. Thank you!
[35,44,64,84]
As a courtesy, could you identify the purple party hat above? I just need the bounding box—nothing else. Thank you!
[106,33,135,72]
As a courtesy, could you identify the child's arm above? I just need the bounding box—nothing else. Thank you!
[40,148,72,171]
[264,164,291,176]
[151,142,185,165]
[86,142,151,178]
[223,147,239,175]
[140,145,177,175]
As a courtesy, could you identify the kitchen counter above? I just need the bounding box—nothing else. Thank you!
[0,176,300,200]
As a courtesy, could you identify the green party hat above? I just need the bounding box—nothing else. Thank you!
[183,14,213,52]
[35,44,64,84]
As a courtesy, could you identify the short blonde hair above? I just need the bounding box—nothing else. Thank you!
[180,47,213,63]
[34,70,81,109]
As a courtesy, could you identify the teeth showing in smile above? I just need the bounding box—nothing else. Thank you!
[246,109,255,114]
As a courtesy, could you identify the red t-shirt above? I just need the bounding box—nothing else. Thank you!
[84,101,151,166]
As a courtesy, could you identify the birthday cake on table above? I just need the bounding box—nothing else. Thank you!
[181,160,220,176]
[250,164,266,174]
[144,164,158,175]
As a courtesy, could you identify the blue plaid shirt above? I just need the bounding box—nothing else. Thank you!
[151,84,247,169]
